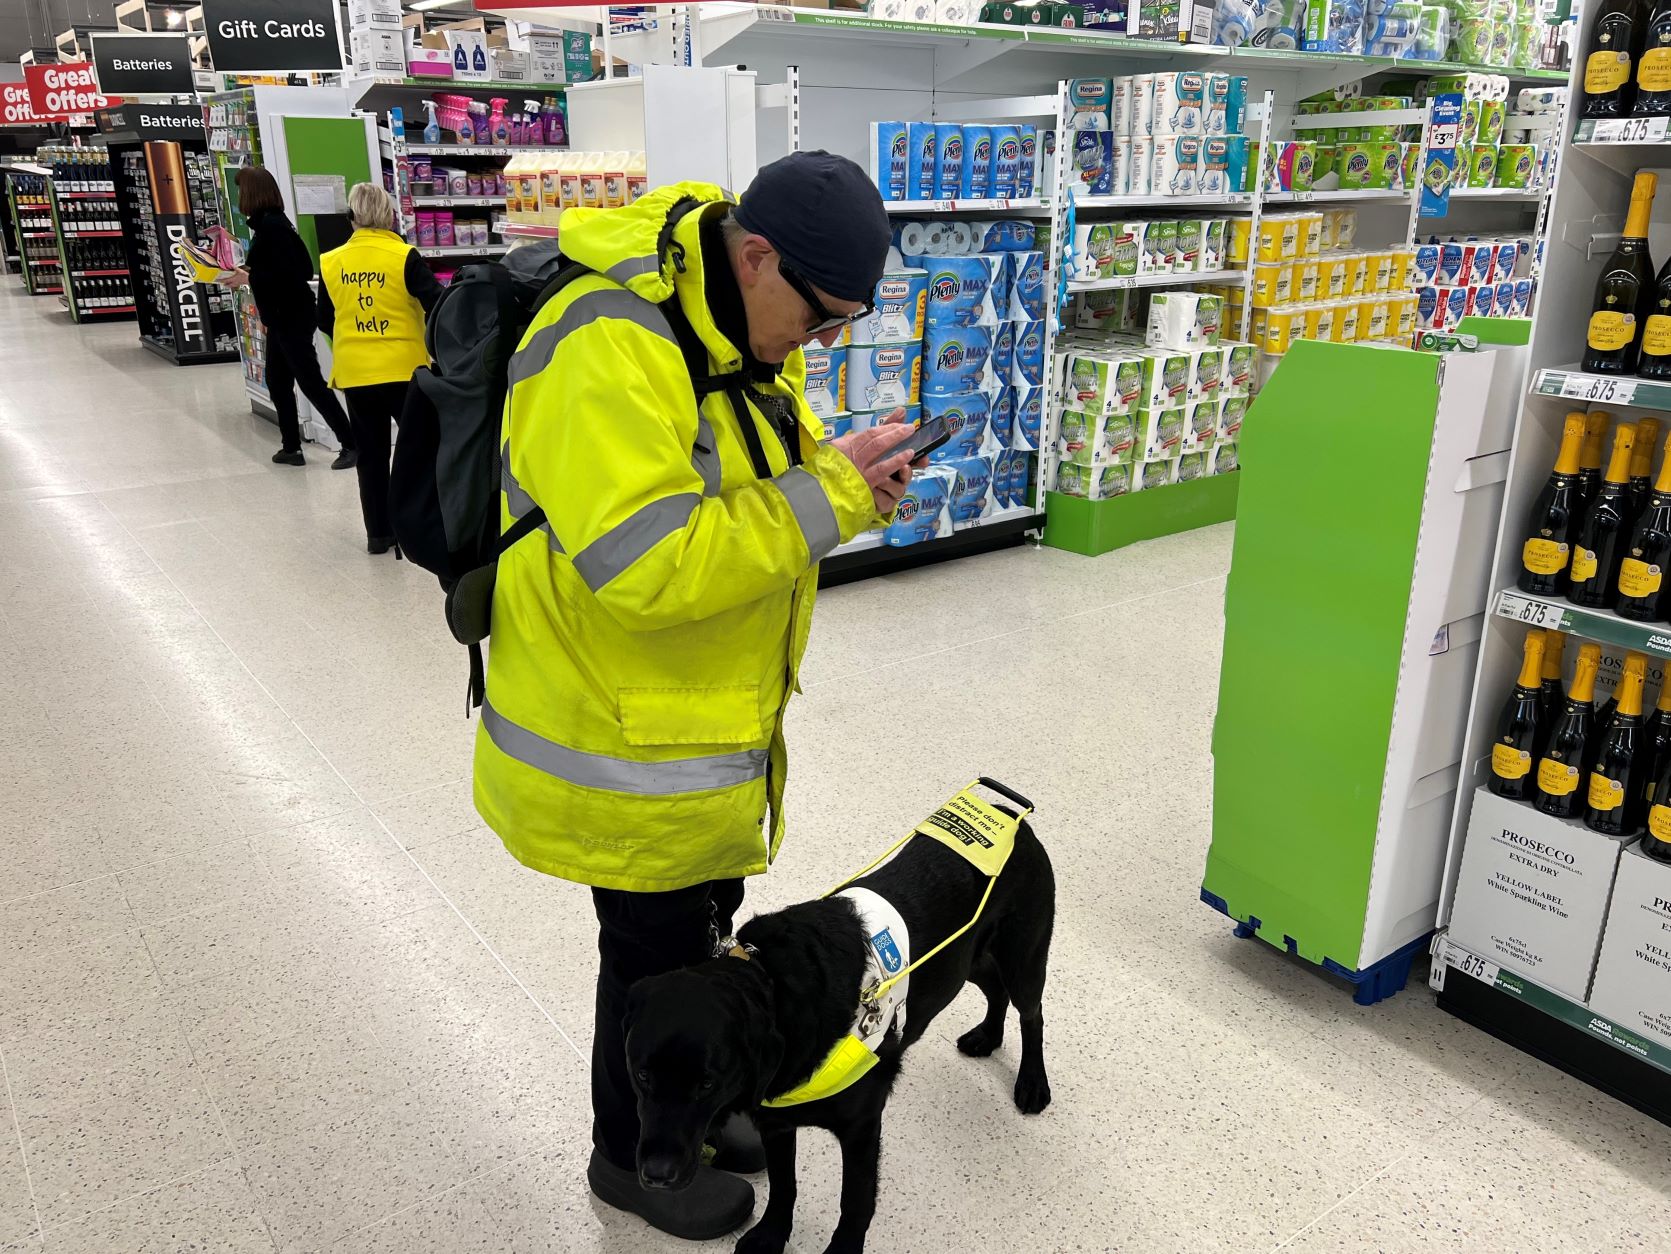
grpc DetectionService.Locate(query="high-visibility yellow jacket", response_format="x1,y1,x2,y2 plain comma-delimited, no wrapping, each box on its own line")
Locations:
473,182,878,893
318,228,429,388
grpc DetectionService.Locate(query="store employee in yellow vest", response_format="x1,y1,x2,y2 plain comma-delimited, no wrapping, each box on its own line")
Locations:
474,151,919,1242
318,183,443,555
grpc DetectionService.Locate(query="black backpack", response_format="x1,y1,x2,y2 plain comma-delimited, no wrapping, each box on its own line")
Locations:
390,197,788,711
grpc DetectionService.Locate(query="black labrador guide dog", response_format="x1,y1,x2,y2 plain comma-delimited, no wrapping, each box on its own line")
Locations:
624,785,1055,1254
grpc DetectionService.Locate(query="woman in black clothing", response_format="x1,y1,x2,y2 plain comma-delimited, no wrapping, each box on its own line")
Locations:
223,167,358,469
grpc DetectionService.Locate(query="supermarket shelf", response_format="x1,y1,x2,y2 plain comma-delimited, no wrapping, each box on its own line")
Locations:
500,222,559,238
1448,187,1545,202
62,230,122,238
56,190,114,200
25,259,58,268
1068,268,1247,293
381,139,519,158
1530,365,1671,410
1263,188,1411,204
885,196,1050,214
20,230,55,238
410,195,505,208
1492,588,1671,661
351,76,570,103
820,507,1041,585
72,268,129,277
1432,935,1671,1125
417,243,509,258
1072,191,1252,210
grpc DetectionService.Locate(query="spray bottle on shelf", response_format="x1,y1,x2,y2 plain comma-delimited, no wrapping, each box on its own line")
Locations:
544,96,566,147
455,104,474,145
489,99,510,145
523,100,542,146
421,100,442,145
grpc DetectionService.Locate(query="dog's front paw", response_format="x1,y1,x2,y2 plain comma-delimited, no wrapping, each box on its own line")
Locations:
1013,1069,1052,1115
736,1219,792,1254
956,1024,1001,1057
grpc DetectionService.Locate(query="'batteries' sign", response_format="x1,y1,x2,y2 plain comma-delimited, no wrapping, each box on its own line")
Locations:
90,32,196,97
24,64,115,120
201,0,343,72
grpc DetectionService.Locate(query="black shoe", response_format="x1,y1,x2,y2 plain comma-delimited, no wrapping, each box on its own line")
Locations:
708,1112,766,1174
587,1149,753,1241
272,449,305,466
367,535,398,556
331,449,358,470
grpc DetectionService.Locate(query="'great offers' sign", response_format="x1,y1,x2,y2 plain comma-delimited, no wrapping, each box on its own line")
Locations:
90,32,195,97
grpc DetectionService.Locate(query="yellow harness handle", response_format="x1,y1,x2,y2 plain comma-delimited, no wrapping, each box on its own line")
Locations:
820,777,1033,1000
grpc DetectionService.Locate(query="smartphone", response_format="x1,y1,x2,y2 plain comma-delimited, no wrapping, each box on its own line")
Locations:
874,415,951,468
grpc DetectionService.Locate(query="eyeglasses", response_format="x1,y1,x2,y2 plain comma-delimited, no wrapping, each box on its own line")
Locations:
777,256,873,336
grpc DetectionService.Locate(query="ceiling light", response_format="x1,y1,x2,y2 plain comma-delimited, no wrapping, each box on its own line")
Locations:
165,9,183,26
407,0,457,10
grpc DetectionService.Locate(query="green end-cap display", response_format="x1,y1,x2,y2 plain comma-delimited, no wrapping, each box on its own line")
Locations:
1205,340,1441,969
1042,474,1238,557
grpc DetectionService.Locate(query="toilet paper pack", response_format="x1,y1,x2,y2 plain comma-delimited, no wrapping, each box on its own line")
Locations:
1134,404,1186,461
960,126,994,198
883,469,952,547
922,324,995,396
1153,134,1202,195
1072,129,1115,194
801,344,847,418
1131,457,1179,494
1010,320,1047,387
871,122,908,202
847,341,924,409
907,123,937,200
933,124,964,198
948,456,994,527
1012,385,1045,449
1152,71,1207,136
922,392,993,462
853,268,928,344
1068,77,1114,129
923,254,1004,327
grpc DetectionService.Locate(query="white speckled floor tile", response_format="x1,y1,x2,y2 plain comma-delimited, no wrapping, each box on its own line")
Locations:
36,1160,275,1254
3,287,1669,1254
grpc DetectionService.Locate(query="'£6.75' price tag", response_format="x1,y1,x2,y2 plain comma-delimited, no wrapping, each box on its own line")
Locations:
1560,374,1638,405
1594,116,1670,143
1498,592,1563,629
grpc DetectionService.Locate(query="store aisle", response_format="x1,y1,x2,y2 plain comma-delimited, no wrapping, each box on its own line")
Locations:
0,281,1664,1254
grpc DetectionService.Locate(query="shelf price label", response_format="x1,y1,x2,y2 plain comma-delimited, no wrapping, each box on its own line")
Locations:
1559,373,1638,405
1593,116,1669,143
1498,592,1565,629
1287,190,1315,202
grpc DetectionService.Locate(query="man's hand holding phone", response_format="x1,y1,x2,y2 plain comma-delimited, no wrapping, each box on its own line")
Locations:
829,408,920,515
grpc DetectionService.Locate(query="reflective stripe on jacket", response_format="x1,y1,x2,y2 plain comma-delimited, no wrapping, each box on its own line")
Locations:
472,182,878,893
318,228,428,388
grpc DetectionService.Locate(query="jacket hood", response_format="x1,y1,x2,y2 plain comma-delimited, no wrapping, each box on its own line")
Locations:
557,181,735,306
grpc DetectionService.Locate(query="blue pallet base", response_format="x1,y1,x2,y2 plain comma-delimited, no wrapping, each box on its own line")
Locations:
1200,888,1432,1006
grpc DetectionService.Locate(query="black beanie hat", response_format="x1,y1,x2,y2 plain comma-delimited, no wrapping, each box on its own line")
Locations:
733,150,891,304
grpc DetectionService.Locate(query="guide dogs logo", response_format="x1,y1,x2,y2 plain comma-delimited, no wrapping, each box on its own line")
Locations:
871,928,903,974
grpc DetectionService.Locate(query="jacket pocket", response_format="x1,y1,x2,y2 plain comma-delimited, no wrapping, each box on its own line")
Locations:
618,684,764,747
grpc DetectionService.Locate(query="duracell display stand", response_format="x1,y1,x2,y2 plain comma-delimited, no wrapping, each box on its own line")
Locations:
95,105,238,365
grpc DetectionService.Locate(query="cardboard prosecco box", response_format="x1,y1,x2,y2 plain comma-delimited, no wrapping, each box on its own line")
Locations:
1586,842,1671,1051
1448,786,1632,1003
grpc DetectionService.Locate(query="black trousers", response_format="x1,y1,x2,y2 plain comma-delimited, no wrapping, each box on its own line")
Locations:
265,324,355,454
343,381,409,542
591,877,746,1169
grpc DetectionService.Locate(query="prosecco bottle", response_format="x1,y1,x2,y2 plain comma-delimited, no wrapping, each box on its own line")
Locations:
1644,748,1671,857
1629,416,1662,516
1576,411,1612,517
1517,413,1590,595
1634,0,1671,115
1489,631,1547,800
1637,260,1671,378
1641,672,1671,798
1569,422,1638,606
1537,629,1570,756
1581,171,1658,374
1587,651,1650,834
1617,441,1671,619
1584,0,1646,117
1536,642,1603,818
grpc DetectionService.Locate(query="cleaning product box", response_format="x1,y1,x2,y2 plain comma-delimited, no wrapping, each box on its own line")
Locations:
529,31,593,83
1447,786,1633,1002
352,28,407,77
348,0,403,29
1586,842,1671,1050
445,29,491,81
